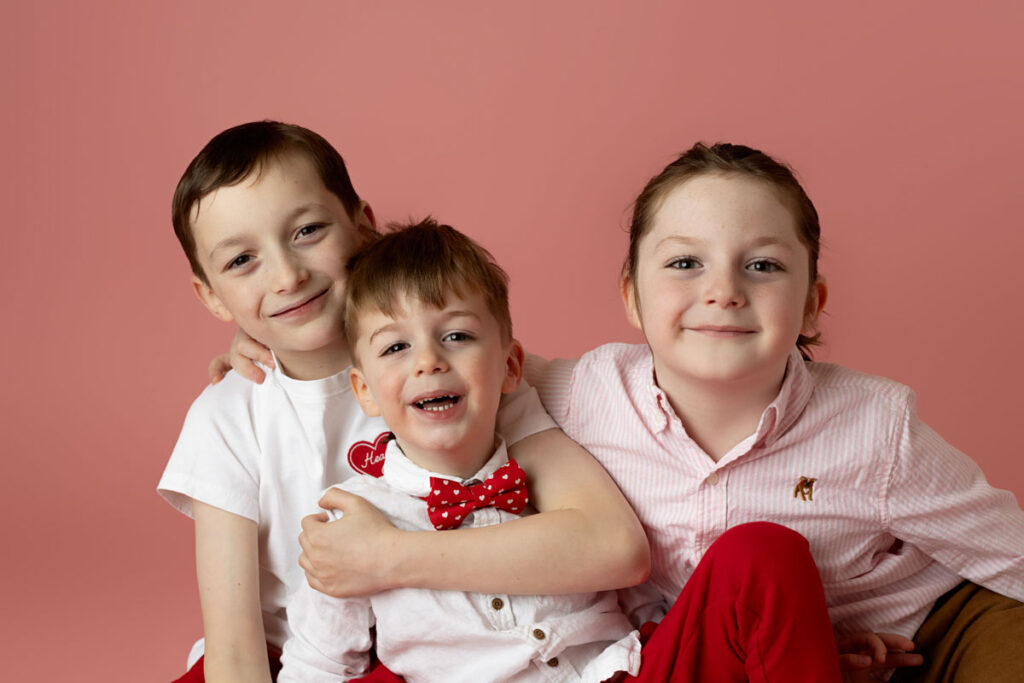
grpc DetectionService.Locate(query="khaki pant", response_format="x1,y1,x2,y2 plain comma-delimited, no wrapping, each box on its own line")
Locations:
891,582,1024,683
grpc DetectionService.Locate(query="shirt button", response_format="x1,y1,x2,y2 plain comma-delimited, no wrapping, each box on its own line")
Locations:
547,658,559,667
491,597,504,610
706,472,719,486
532,628,546,640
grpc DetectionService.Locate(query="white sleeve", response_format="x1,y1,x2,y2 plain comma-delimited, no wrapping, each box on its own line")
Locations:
278,581,374,682
886,390,1024,601
496,355,558,444
157,374,261,521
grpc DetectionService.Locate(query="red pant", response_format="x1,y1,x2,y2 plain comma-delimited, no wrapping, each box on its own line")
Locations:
624,522,842,682
171,644,401,682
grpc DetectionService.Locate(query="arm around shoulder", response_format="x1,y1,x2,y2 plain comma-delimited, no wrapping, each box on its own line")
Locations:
382,428,650,595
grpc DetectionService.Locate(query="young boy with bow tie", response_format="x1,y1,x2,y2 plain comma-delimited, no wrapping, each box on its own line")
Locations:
279,219,845,682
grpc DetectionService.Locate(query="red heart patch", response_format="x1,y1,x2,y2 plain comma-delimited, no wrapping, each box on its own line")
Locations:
347,432,390,478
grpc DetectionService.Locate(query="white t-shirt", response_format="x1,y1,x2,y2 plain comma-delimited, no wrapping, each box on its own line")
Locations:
280,439,641,682
158,363,555,657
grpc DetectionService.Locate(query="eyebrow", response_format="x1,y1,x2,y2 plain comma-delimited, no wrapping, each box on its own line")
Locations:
655,235,796,251
366,309,483,346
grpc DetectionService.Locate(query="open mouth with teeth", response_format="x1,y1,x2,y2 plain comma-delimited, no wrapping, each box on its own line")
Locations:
414,395,461,412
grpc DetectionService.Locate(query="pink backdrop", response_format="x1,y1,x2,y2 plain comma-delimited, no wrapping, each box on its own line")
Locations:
3,1,1022,679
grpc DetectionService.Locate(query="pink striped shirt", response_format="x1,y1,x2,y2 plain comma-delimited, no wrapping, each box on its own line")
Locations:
527,344,1024,637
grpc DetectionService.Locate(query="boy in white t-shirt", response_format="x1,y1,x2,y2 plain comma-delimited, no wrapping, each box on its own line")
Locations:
280,219,848,683
158,121,649,682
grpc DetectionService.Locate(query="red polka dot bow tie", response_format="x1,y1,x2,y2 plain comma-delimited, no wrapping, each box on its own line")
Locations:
426,458,529,530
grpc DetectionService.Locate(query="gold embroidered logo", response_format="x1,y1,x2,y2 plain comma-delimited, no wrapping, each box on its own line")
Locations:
793,476,817,501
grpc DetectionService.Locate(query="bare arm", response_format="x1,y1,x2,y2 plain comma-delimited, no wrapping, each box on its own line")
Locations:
300,428,650,597
194,501,272,683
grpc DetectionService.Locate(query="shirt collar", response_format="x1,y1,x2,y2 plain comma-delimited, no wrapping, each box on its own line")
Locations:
753,348,815,448
380,437,510,498
639,347,815,446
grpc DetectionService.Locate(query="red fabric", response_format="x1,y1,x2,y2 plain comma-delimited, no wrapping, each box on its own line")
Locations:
426,458,528,530
172,647,403,682
622,522,843,682
171,643,283,682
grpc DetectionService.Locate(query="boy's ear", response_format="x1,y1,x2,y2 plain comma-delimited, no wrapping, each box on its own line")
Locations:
348,366,382,417
355,200,378,240
192,276,234,323
802,277,829,336
620,275,643,331
501,339,525,394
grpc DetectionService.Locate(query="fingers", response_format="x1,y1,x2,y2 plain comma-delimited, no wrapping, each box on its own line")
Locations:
875,633,915,652
318,487,364,511
207,353,232,385
837,632,923,673
838,632,885,661
838,653,873,671
301,511,330,534
886,652,924,669
231,332,273,385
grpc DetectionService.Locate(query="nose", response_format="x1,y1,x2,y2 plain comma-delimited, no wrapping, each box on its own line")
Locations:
415,341,449,376
704,268,745,308
270,251,309,294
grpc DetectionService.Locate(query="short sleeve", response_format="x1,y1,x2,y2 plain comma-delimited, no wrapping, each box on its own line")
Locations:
157,374,262,522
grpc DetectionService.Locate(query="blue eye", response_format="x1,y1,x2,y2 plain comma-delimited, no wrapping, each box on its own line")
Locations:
667,257,700,270
747,259,782,273
380,342,409,356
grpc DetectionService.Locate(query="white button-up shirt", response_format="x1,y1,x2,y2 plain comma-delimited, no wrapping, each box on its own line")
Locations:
527,344,1024,638
280,439,641,683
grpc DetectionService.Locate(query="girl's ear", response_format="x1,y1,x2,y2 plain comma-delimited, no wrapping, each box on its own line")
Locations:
501,339,525,394
620,275,643,331
192,276,234,323
348,367,382,417
802,278,829,336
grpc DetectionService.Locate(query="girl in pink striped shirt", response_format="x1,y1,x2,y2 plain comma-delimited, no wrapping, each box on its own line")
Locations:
549,142,1023,682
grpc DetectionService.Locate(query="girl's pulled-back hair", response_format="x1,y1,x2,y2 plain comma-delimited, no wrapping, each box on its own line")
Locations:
625,142,823,357
343,218,513,347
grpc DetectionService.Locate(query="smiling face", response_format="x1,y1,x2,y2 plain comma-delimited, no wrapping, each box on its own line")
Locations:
623,173,825,404
190,153,374,380
348,290,523,479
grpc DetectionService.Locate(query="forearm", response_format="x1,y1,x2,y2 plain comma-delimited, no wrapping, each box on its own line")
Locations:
388,506,649,594
195,502,273,683
391,429,650,594
302,430,649,598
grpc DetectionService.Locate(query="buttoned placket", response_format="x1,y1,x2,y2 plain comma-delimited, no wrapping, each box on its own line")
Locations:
465,506,583,681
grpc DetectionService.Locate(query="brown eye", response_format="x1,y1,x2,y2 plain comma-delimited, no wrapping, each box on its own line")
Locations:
227,254,253,270
668,257,700,270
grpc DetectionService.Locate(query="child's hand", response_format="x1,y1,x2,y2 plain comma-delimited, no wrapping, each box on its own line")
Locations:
298,488,402,598
208,328,274,385
838,632,923,682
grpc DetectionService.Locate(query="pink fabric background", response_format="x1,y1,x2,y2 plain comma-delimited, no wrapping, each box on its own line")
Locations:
3,1,1022,679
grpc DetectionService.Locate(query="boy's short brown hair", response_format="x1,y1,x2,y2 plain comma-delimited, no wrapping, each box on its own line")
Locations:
172,120,362,282
343,218,513,349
